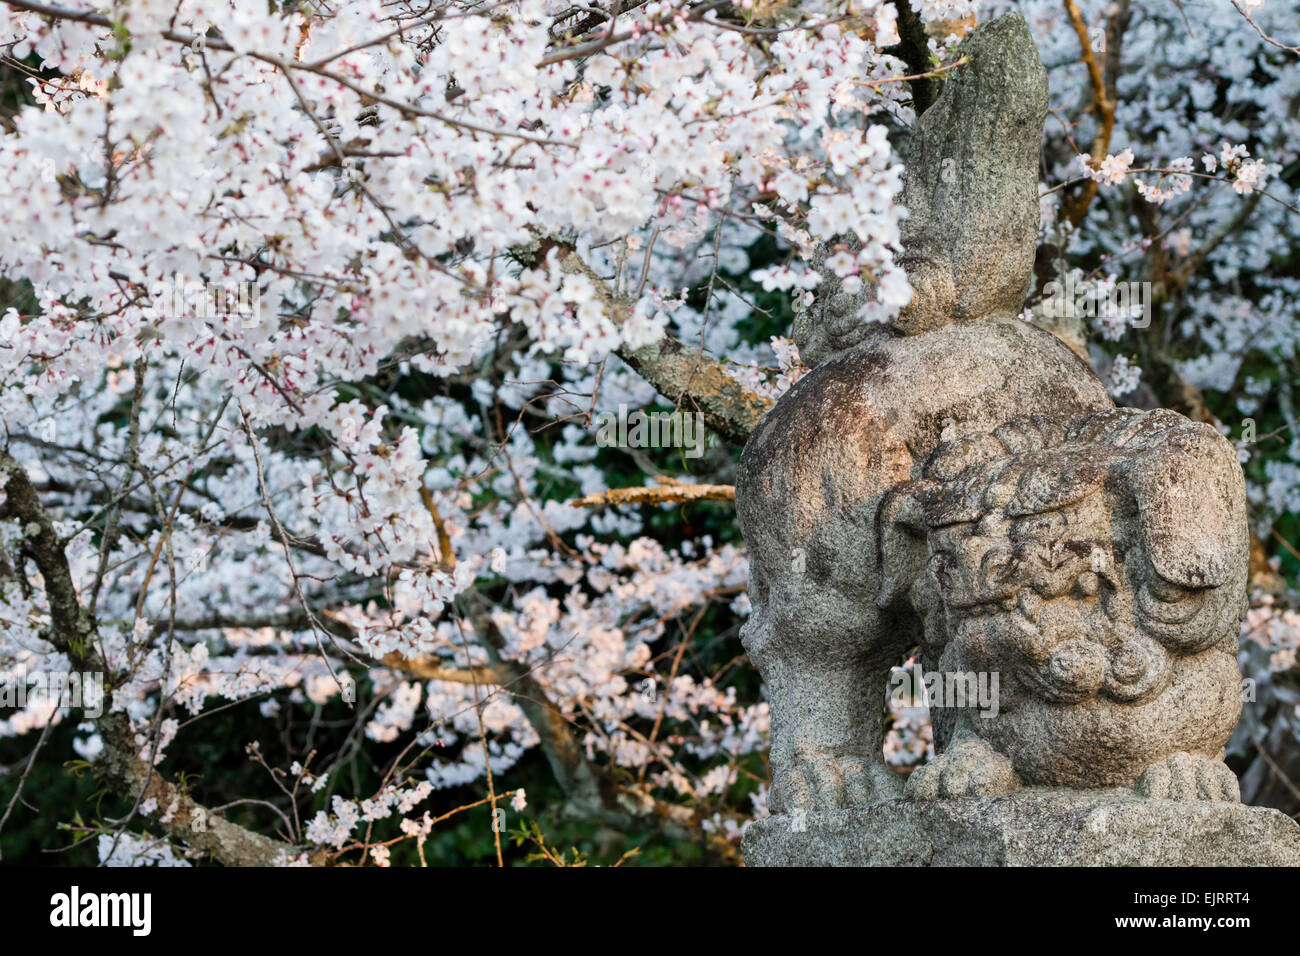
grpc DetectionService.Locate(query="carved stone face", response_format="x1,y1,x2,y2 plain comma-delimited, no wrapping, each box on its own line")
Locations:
923,482,1239,709
891,409,1249,786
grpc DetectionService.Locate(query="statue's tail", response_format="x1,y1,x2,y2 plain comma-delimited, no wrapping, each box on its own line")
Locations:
795,13,1049,365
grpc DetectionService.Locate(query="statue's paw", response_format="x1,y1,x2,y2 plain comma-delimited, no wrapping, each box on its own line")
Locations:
1134,753,1240,803
905,732,1020,800
770,752,901,813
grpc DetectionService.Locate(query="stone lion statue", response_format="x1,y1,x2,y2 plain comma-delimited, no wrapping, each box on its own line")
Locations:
883,408,1246,801
735,13,1250,817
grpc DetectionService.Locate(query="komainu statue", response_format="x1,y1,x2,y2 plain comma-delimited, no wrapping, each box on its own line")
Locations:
883,408,1246,800
737,13,1300,865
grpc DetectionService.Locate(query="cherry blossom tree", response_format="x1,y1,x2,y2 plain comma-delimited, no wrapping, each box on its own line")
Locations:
0,0,1295,865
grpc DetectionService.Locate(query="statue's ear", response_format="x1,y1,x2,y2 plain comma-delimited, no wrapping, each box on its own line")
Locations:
1118,424,1247,589
877,483,932,609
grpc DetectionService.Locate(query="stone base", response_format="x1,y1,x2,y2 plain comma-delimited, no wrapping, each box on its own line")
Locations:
741,789,1300,866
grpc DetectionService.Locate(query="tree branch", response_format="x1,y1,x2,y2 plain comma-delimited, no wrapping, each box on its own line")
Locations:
1062,0,1131,226
569,480,735,508
0,452,322,866
556,249,773,445
884,0,941,115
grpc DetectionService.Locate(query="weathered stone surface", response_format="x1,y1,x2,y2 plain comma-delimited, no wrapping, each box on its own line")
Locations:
736,9,1300,866
893,11,1048,336
895,407,1250,796
739,362,1252,814
794,12,1049,366
736,318,1114,815
741,790,1300,867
